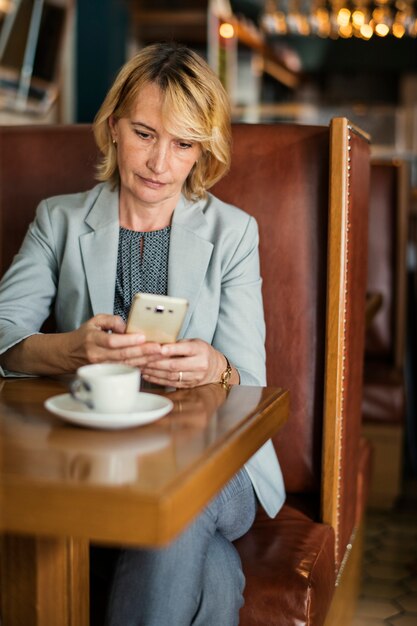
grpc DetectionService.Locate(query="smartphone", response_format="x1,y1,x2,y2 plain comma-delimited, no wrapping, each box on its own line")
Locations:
126,293,189,343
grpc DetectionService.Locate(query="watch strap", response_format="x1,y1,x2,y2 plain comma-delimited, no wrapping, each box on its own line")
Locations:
219,354,232,388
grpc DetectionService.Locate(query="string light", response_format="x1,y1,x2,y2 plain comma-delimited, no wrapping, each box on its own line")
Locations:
261,0,417,39
392,21,406,36
0,0,13,13
375,21,390,34
219,22,235,38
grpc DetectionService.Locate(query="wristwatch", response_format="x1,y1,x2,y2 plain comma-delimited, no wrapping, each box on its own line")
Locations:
219,354,232,388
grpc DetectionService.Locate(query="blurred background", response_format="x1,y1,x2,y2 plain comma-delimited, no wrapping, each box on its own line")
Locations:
1,0,417,158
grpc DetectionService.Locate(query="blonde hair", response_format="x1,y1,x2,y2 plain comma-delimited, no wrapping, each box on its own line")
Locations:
93,42,231,199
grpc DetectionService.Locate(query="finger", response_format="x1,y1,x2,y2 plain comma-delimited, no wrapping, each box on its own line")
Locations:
122,352,168,368
88,335,162,364
141,366,178,380
142,355,201,374
142,367,202,387
113,344,163,362
160,340,197,358
142,371,189,387
91,314,127,334
94,330,148,350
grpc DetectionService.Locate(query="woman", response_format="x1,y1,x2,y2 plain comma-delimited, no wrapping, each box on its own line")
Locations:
0,43,284,625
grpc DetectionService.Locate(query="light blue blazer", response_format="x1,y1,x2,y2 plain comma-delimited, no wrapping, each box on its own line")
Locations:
0,182,285,517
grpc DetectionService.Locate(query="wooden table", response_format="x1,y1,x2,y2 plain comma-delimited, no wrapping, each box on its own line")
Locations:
0,377,289,626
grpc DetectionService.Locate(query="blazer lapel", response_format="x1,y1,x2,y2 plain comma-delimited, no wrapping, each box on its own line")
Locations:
168,196,213,335
79,188,213,325
80,184,120,315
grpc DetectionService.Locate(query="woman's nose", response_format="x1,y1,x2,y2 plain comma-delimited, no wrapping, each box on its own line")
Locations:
147,143,168,174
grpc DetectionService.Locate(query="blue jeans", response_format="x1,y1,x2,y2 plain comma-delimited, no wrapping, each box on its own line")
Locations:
104,467,257,626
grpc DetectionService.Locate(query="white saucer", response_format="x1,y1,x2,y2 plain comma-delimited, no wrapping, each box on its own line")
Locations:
44,392,173,430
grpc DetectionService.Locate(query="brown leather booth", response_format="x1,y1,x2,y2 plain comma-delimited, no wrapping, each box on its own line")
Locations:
362,160,409,508
0,120,371,625
0,125,98,276
214,119,371,626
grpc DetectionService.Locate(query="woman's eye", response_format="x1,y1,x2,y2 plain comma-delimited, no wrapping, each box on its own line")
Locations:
135,130,151,140
177,140,193,150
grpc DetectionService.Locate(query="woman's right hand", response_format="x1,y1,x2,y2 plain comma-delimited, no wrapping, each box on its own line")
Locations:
0,314,163,376
65,314,163,370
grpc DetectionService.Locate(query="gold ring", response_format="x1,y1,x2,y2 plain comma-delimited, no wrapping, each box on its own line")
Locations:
178,371,183,383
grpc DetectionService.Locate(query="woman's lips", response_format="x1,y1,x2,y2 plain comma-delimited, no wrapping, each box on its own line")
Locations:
139,176,166,189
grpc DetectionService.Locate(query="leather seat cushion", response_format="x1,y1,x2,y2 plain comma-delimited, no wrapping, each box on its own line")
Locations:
236,503,336,626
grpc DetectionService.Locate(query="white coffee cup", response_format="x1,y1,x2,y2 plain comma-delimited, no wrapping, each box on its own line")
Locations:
70,363,140,413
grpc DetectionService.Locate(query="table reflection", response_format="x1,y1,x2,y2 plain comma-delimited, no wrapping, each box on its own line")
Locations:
49,426,170,484
1,380,263,489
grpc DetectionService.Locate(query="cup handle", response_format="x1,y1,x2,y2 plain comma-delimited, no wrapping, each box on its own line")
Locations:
70,379,94,410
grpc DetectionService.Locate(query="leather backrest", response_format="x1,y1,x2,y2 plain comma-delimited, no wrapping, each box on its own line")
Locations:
213,123,330,495
365,160,408,368
0,124,97,276
215,120,370,574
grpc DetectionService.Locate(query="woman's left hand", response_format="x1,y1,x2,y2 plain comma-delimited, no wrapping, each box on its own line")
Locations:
137,339,225,387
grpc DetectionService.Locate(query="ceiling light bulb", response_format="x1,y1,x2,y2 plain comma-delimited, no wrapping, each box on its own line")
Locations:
360,23,373,38
392,22,405,37
339,23,353,37
219,22,235,39
337,7,351,27
375,22,390,36
352,10,365,27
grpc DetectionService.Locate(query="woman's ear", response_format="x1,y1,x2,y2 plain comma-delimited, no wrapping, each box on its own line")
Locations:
108,116,117,143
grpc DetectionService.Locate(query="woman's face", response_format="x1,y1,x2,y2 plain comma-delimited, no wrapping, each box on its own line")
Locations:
110,82,202,212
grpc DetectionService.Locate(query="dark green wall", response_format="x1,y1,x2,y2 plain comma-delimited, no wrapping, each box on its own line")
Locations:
76,0,129,122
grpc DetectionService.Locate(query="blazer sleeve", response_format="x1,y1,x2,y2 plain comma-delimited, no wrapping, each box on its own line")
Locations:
212,215,266,386
0,199,58,374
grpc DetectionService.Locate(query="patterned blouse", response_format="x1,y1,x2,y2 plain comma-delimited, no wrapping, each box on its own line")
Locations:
113,226,171,321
